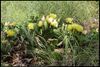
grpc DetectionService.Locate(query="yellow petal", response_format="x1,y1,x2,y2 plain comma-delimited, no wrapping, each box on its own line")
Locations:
72,23,83,32
47,17,54,24
50,20,58,27
67,23,83,32
67,24,73,31
49,13,57,18
41,16,45,21
6,30,16,37
38,21,43,27
4,22,10,26
27,23,34,30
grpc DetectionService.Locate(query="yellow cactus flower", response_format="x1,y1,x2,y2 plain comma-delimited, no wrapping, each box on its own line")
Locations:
5,30,16,37
65,18,73,23
50,20,58,27
27,23,34,30
67,24,73,31
67,23,83,32
38,21,43,27
47,17,54,24
49,13,57,18
72,23,83,32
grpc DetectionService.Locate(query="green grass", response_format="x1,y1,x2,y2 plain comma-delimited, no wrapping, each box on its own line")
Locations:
1,1,99,23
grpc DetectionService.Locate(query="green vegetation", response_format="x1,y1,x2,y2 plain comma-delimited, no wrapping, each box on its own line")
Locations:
1,1,99,66
1,1,99,22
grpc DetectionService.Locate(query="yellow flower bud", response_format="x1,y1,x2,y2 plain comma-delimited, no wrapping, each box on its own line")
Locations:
38,21,43,27
65,18,73,23
50,20,58,27
27,23,34,30
5,30,16,37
